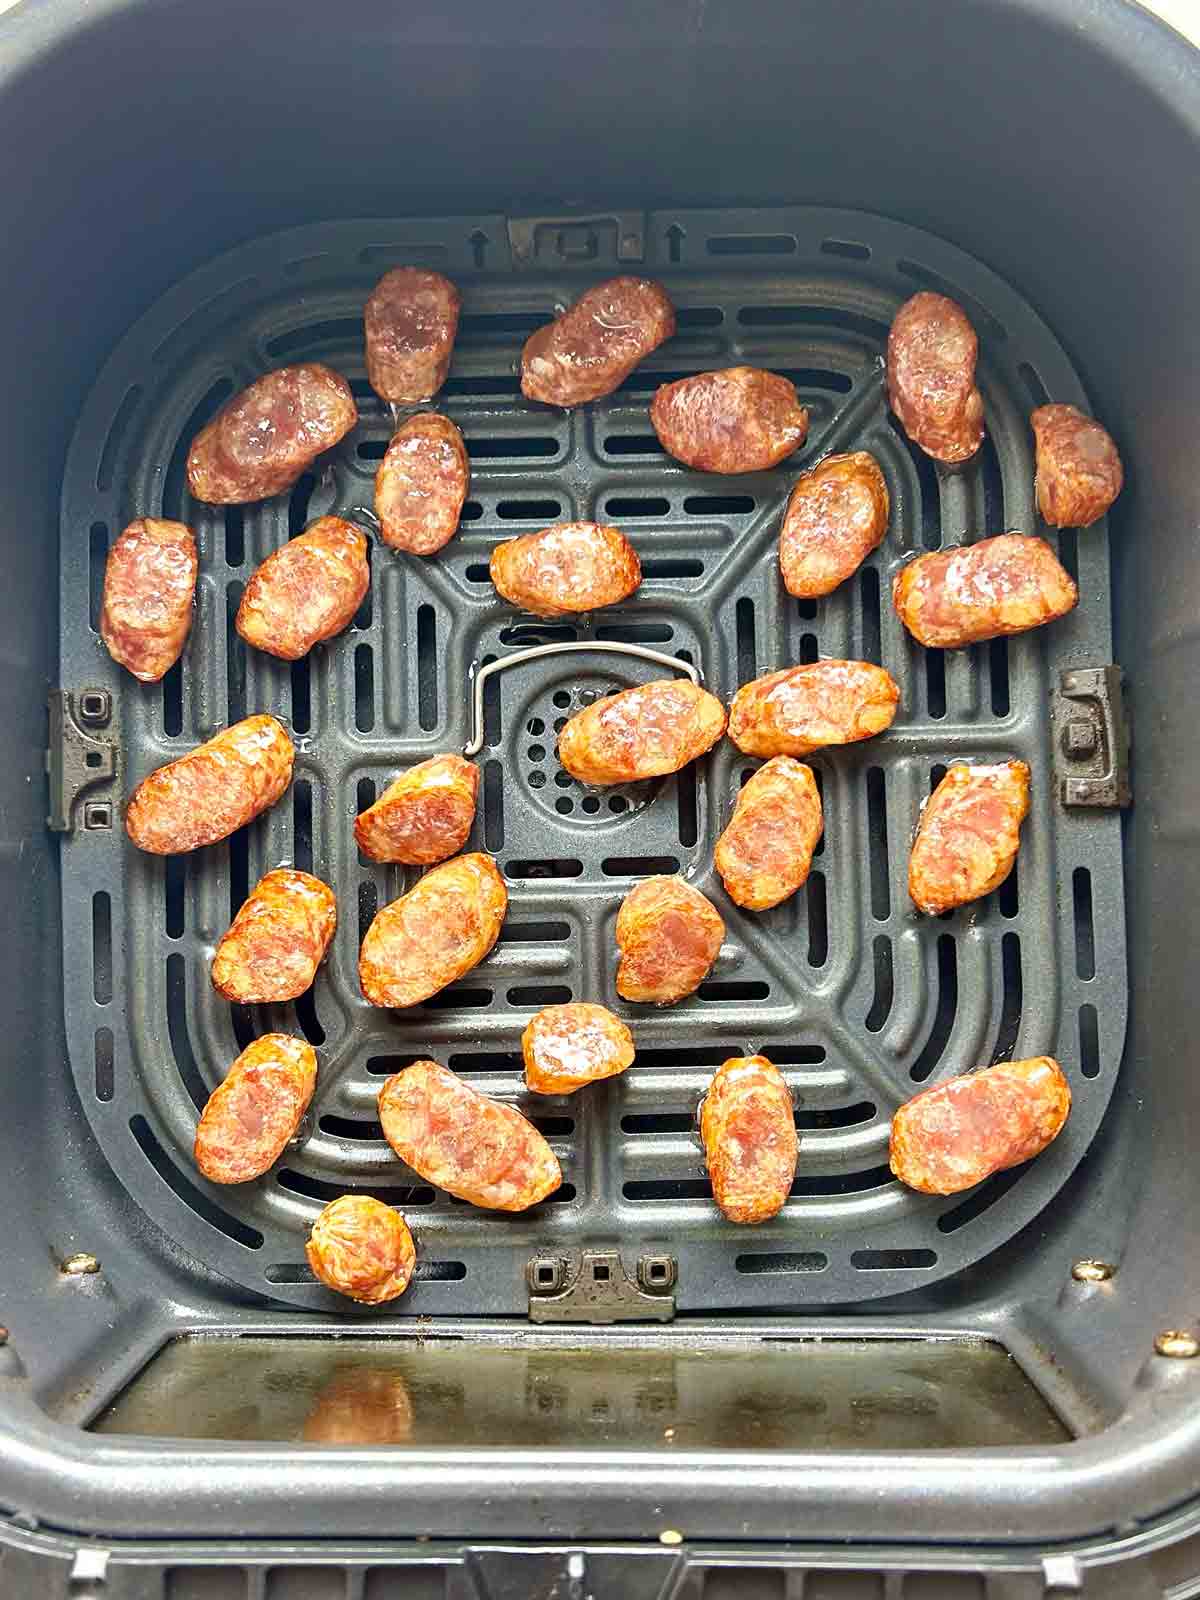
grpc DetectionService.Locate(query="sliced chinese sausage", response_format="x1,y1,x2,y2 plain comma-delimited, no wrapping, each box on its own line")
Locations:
100,518,197,683
892,534,1077,649
779,451,889,599
520,276,675,407
615,876,724,1005
211,868,337,1004
378,1059,561,1211
374,412,469,555
236,517,369,661
194,1033,316,1184
364,267,461,404
728,661,899,759
649,367,809,474
701,1056,797,1223
908,760,1030,916
557,679,727,785
1031,403,1123,528
305,1195,416,1305
489,522,641,617
125,714,294,855
890,1057,1071,1195
887,291,984,464
522,1003,635,1095
714,756,823,911
358,852,506,1008
186,364,357,505
354,754,478,865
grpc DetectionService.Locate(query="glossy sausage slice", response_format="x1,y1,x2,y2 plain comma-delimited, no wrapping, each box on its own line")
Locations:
364,267,461,403
714,756,823,911
489,522,641,617
1031,403,1123,528
887,291,984,463
890,1057,1071,1194
100,518,197,682
908,760,1030,915
378,1058,561,1211
374,413,469,554
892,534,1078,648
728,661,899,758
194,1033,316,1184
354,754,478,865
125,714,294,855
236,517,369,660
359,852,507,1008
520,277,675,407
306,1195,416,1304
211,868,337,1003
615,876,724,1005
558,679,727,785
778,451,889,598
523,1003,635,1095
701,1055,797,1223
650,367,809,473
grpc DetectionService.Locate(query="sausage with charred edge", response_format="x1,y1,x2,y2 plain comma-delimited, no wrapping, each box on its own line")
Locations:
1031,403,1123,529
523,1003,635,1094
520,277,675,407
650,367,809,473
354,754,478,866
615,876,724,1005
779,451,889,598
194,1033,316,1184
100,518,197,682
490,522,641,617
306,1195,416,1304
887,291,984,463
374,413,469,555
359,852,506,1008
892,533,1078,648
714,756,823,911
236,517,369,660
211,868,337,1003
365,267,461,403
701,1055,798,1223
908,760,1030,915
728,660,899,758
558,679,727,785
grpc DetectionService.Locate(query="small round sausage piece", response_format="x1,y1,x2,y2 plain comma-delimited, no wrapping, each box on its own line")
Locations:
194,1033,317,1184
125,714,295,855
364,267,461,404
615,876,724,1005
714,756,824,911
520,277,676,407
887,291,984,464
186,364,357,505
305,1195,416,1305
354,754,478,865
893,533,1078,649
779,451,889,598
374,413,470,555
378,1059,561,1211
1031,403,1123,528
211,868,337,1004
489,522,641,617
701,1055,797,1223
558,679,727,786
100,518,198,682
236,517,369,661
649,367,809,474
728,661,899,759
359,852,507,1008
909,760,1030,916
523,1003,635,1095
890,1057,1071,1195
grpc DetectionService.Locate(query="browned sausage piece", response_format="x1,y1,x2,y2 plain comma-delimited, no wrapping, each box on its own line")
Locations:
194,1033,317,1184
892,533,1078,649
186,364,357,505
779,451,889,598
236,517,369,661
890,1057,1071,1195
99,518,198,682
558,679,727,785
374,413,470,555
378,1059,561,1211
520,277,676,407
354,754,478,865
1031,403,1123,528
364,267,461,404
125,714,295,855
908,760,1030,915
615,876,724,1005
714,756,823,911
489,522,641,617
359,852,507,1008
649,367,809,473
887,291,984,463
728,661,899,758
701,1055,797,1223
522,1003,635,1094
211,868,337,1003
305,1195,416,1304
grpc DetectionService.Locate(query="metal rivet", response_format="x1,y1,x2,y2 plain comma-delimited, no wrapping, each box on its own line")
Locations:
1071,1259,1115,1283
1154,1329,1200,1359
61,1253,100,1277
659,1529,683,1546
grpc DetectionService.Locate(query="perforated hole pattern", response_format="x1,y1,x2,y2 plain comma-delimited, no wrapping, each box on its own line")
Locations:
58,207,1126,1312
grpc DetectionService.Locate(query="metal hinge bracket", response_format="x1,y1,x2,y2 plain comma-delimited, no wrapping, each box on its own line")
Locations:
1054,665,1131,808
46,689,118,833
527,1249,676,1323
507,211,646,269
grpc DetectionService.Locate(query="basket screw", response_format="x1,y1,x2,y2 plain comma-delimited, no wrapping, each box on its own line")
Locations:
61,1253,100,1277
1071,1259,1115,1283
658,1530,683,1547
1154,1329,1200,1359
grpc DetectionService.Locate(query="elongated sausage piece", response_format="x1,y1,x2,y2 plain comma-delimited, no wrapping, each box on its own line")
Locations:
378,1059,561,1211
887,291,984,463
701,1055,797,1223
100,518,198,682
359,852,507,1008
236,517,369,660
728,661,899,758
374,413,469,554
194,1033,316,1184
778,452,889,598
489,522,641,617
523,1003,635,1095
306,1195,416,1305
364,267,461,403
354,754,478,865
650,367,809,473
125,714,294,855
615,876,724,1005
890,1057,1071,1195
520,277,675,407
1031,403,1123,529
211,868,337,1003
892,534,1078,648
714,756,823,911
187,364,357,505
558,679,727,785
909,760,1030,915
